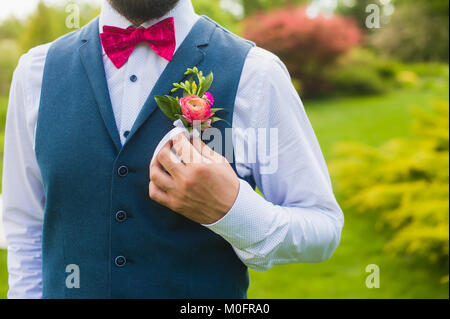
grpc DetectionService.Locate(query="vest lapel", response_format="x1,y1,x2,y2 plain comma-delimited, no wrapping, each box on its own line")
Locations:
76,17,216,152
79,18,123,152
123,17,216,148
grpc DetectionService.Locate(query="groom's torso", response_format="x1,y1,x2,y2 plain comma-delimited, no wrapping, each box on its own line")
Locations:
35,16,254,298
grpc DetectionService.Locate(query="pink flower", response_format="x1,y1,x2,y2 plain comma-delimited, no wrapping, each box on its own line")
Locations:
203,92,214,106
179,95,214,124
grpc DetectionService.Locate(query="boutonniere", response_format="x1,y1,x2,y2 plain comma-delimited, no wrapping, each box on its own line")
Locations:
154,67,227,133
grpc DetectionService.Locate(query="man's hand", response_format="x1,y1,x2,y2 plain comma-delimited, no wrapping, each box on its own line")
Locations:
149,133,240,225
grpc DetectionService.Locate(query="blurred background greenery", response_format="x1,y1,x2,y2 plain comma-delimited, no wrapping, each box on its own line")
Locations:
0,0,448,299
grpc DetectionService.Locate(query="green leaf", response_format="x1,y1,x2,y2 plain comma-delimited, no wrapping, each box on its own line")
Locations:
197,82,203,97
171,83,182,94
165,95,181,115
184,80,191,95
211,108,226,113
192,82,198,95
175,114,190,128
155,95,178,120
199,72,213,97
210,116,230,126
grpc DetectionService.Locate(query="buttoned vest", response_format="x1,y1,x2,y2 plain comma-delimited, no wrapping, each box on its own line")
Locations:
36,16,254,298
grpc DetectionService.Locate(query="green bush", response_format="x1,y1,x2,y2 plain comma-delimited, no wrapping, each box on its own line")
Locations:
327,67,386,96
407,64,450,92
325,48,449,97
325,48,400,96
331,101,449,275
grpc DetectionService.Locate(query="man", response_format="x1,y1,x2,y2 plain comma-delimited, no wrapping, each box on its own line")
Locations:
2,0,344,299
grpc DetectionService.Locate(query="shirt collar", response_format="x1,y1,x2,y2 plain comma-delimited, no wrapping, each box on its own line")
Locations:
99,0,199,52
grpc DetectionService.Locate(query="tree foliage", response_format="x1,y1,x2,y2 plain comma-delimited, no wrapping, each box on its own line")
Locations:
19,1,99,53
337,0,449,62
241,0,309,15
0,16,24,40
394,0,449,16
371,3,449,63
192,0,241,33
0,40,20,96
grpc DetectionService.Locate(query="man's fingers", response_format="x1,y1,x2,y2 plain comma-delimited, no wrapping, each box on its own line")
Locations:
157,142,184,176
149,182,171,208
191,135,225,163
149,161,175,192
171,133,204,164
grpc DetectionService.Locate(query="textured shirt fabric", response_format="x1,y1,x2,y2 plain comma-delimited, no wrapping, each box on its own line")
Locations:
2,0,344,299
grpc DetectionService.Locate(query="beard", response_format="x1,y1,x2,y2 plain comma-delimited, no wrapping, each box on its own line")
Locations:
108,0,180,24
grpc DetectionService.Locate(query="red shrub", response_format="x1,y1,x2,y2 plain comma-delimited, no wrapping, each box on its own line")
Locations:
243,6,362,97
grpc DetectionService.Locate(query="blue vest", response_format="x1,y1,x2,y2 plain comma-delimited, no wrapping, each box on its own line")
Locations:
36,16,254,299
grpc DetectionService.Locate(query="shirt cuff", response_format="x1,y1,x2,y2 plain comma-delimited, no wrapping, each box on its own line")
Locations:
202,178,277,250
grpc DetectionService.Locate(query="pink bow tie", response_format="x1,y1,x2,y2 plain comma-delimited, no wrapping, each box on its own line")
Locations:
100,17,176,69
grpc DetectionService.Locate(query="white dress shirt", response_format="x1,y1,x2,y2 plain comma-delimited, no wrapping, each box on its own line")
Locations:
2,0,344,299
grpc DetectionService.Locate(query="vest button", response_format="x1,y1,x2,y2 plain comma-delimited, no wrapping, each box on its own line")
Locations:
114,256,127,267
118,166,129,177
130,75,138,82
115,211,127,222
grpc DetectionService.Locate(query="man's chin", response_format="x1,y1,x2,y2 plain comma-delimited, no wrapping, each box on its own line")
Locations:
108,0,180,23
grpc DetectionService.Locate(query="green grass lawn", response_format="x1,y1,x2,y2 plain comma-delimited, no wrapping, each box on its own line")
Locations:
0,85,448,299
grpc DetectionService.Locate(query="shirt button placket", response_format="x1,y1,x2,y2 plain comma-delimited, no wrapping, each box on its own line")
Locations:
130,75,138,82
